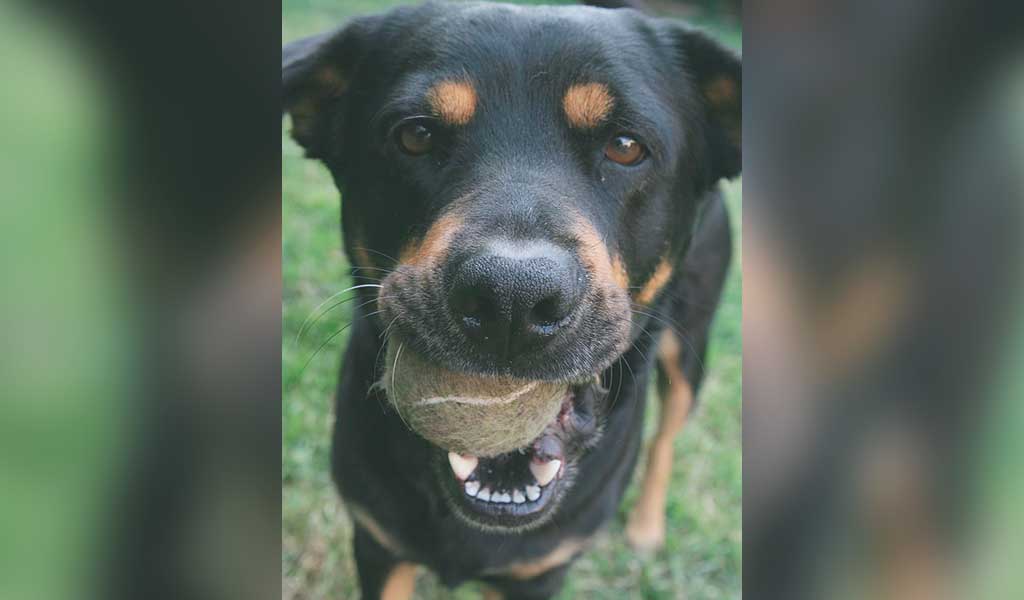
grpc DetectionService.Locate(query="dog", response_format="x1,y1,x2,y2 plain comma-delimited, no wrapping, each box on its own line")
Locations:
283,1,740,597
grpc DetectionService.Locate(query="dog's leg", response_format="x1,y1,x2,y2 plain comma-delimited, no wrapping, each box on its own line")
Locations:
625,330,695,551
353,527,417,600
626,193,732,551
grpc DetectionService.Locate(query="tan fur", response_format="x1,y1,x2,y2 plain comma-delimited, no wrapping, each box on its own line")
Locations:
488,538,588,580
815,254,910,373
572,213,627,293
702,76,741,146
635,257,674,304
626,330,694,551
427,80,478,126
563,83,614,129
399,210,464,267
288,67,348,147
703,76,737,107
611,255,630,290
350,230,376,272
380,562,418,600
348,504,405,556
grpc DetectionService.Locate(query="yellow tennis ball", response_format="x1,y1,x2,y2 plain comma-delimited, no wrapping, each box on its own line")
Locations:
383,340,569,457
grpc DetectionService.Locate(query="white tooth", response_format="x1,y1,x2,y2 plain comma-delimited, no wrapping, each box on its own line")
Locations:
530,459,562,486
477,487,491,501
495,492,511,504
526,485,541,501
512,489,526,504
447,452,478,480
465,481,480,497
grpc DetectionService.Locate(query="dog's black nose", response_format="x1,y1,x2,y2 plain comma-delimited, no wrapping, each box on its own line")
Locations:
449,241,584,359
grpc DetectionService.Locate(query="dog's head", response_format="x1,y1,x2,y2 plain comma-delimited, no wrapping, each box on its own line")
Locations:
284,1,740,531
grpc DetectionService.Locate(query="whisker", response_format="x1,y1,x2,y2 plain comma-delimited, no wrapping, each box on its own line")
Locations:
389,343,413,431
295,283,383,344
296,294,393,345
380,316,400,340
353,246,400,265
631,306,706,378
351,265,396,275
295,322,355,384
349,274,384,283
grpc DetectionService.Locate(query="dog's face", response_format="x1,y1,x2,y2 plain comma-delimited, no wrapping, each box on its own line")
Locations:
284,2,740,531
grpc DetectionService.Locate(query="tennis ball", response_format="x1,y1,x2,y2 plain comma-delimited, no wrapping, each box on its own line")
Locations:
382,340,569,457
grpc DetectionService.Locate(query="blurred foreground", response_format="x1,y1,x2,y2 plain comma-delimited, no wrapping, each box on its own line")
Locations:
744,0,1024,598
0,0,1020,599
0,1,280,599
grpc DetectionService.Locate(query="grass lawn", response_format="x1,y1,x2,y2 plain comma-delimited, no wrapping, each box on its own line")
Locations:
283,2,741,598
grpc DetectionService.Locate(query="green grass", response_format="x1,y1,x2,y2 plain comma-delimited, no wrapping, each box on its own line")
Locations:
283,2,741,598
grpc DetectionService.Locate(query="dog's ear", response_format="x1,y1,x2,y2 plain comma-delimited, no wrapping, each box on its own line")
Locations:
664,25,742,182
282,20,375,159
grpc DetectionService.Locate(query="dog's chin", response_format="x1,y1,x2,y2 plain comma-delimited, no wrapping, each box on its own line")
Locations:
431,389,587,532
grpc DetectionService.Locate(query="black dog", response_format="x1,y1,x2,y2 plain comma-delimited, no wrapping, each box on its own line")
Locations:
283,2,739,597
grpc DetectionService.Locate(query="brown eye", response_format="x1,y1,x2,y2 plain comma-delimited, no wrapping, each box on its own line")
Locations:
397,122,434,155
605,135,646,166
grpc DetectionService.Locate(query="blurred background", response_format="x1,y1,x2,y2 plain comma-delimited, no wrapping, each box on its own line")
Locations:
282,1,741,599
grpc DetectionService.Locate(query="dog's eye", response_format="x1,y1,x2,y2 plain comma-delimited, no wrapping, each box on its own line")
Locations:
605,135,646,166
397,122,435,156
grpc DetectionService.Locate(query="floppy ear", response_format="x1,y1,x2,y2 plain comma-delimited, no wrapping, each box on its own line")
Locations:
668,26,742,182
282,20,374,159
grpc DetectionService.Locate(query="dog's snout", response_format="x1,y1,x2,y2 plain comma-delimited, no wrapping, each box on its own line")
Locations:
449,240,584,359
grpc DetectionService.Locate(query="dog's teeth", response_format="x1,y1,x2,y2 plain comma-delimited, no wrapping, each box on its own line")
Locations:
477,487,491,502
529,459,561,486
494,492,511,504
447,452,478,480
525,485,541,501
512,489,526,504
464,480,480,497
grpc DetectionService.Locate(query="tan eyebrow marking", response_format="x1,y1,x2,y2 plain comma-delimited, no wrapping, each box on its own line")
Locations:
563,83,615,129
427,80,478,126
635,257,674,304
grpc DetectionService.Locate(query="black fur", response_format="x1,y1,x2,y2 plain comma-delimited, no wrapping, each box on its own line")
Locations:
283,2,739,597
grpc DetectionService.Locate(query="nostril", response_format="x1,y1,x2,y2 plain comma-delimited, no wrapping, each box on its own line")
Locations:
451,285,498,329
529,296,564,328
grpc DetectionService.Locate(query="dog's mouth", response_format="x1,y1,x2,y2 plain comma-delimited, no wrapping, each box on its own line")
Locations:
437,390,592,531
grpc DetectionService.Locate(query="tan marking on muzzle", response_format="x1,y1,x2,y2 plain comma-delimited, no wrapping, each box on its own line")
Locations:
563,83,614,129
635,257,674,304
349,229,376,272
427,80,478,126
399,211,465,267
573,214,628,292
611,255,630,290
